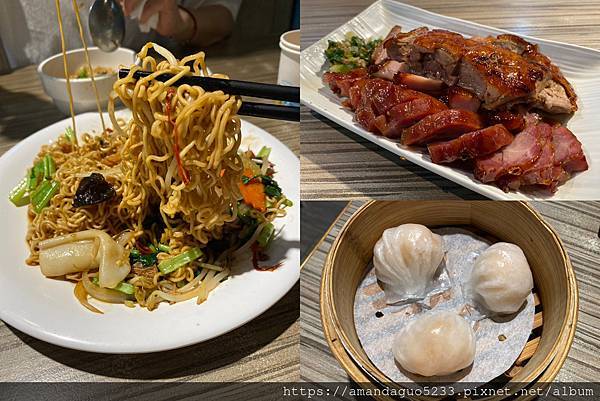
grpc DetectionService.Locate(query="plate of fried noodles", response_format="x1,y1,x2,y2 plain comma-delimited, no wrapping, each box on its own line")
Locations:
0,43,299,353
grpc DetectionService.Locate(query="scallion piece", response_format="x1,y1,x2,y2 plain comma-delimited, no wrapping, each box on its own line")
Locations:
43,155,56,179
64,126,77,144
91,277,135,295
256,146,271,159
27,168,37,191
257,223,275,248
28,160,44,191
30,180,52,205
238,202,252,218
157,244,171,253
113,282,135,295
158,247,203,275
9,177,30,207
32,180,59,213
283,198,294,207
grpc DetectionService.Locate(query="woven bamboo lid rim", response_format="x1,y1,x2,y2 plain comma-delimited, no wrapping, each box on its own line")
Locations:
320,201,578,400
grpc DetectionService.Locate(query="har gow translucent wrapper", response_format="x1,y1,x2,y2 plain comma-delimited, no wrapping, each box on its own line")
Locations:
354,227,535,390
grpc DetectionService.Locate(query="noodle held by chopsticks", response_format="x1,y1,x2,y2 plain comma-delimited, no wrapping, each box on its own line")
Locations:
18,41,291,312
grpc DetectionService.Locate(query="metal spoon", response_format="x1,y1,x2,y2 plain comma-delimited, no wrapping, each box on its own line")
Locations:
88,0,125,52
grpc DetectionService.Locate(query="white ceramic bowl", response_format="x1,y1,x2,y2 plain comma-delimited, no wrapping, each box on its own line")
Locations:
37,47,136,115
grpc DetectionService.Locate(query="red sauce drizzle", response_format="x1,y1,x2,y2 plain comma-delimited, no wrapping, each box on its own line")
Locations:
165,88,190,185
251,242,283,271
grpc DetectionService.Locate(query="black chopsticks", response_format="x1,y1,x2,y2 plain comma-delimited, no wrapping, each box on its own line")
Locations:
119,69,299,121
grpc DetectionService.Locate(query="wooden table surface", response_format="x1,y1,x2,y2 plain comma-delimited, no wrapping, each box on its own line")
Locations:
0,48,300,383
300,201,600,397
300,0,600,200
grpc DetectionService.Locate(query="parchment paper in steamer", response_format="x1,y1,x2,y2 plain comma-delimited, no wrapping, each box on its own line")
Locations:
354,227,535,390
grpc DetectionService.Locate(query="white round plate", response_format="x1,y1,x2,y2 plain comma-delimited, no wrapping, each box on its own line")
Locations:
0,110,300,353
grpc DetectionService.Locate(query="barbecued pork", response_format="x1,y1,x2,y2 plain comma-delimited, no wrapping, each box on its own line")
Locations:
496,123,555,190
427,124,513,164
474,117,587,191
552,126,588,173
474,119,547,183
378,26,577,113
322,28,587,193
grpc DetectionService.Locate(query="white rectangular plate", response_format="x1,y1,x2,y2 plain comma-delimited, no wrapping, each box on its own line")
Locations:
300,0,600,200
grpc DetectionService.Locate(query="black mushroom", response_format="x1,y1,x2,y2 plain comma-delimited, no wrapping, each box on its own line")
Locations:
73,173,116,207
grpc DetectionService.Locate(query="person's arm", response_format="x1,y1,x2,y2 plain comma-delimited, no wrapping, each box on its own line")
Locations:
180,5,234,47
121,0,234,47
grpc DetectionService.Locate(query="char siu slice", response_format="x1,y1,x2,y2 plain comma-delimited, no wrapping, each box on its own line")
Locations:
552,126,588,173
401,109,482,146
474,122,548,183
427,124,513,164
496,123,555,190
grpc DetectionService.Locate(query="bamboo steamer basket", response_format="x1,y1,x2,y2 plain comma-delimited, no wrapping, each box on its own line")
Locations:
320,201,578,401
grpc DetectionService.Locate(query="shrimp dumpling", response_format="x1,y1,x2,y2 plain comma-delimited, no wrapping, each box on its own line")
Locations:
373,224,444,303
470,242,533,314
393,311,476,377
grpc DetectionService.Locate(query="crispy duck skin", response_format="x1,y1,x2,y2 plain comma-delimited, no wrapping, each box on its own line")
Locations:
447,86,481,112
481,109,525,133
379,26,577,113
401,109,483,146
323,68,368,97
384,97,448,138
427,124,513,164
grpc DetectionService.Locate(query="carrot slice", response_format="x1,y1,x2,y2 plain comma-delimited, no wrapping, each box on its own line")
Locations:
239,168,266,212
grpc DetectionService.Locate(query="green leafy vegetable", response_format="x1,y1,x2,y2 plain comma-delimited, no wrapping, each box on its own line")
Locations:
158,247,203,275
262,175,282,198
129,248,158,267
241,175,257,185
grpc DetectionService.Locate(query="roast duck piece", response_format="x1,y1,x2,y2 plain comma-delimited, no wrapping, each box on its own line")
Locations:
323,26,588,193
